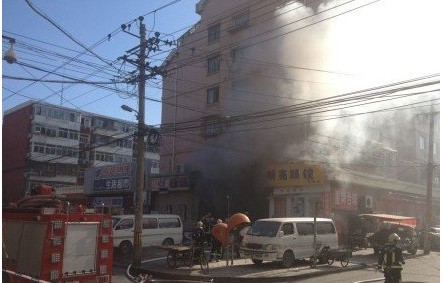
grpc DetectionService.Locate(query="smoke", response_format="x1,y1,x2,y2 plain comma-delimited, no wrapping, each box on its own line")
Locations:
182,0,439,216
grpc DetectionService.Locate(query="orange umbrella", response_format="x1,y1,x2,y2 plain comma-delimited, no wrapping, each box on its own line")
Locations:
227,213,250,232
211,223,228,246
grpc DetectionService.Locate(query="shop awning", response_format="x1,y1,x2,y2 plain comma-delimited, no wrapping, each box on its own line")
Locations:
358,213,417,227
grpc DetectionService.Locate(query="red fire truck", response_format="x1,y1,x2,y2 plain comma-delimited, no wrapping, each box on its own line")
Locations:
2,185,113,282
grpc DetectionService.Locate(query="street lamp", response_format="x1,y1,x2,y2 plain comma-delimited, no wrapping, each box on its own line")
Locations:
121,104,136,114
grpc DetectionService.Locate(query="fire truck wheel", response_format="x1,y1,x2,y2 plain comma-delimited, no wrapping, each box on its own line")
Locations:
119,240,133,255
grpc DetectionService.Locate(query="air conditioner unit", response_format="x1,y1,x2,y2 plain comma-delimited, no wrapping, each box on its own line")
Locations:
365,196,374,209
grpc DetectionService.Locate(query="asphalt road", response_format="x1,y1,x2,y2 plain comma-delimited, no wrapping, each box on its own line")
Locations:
112,248,440,283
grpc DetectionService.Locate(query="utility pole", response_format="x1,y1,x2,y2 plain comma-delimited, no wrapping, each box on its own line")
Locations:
118,16,171,268
423,106,438,255
132,17,146,268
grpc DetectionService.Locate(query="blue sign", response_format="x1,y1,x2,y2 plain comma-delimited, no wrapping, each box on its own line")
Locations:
94,177,130,192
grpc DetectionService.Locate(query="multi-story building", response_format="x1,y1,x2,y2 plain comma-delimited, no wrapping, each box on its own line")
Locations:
160,0,440,239
2,101,160,213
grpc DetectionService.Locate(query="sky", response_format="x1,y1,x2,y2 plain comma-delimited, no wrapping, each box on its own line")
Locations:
2,0,201,126
1,0,440,129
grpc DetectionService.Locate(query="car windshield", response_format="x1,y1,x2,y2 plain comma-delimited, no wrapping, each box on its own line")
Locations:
112,217,122,229
247,221,281,237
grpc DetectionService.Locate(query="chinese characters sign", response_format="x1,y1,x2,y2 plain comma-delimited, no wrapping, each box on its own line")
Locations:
150,175,189,192
333,189,358,210
84,163,133,192
266,162,325,187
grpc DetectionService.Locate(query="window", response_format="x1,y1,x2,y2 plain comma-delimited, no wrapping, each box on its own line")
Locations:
95,119,105,128
33,143,45,154
142,218,158,229
206,86,219,104
317,222,336,234
80,134,89,144
281,223,294,235
158,218,181,228
70,113,78,122
207,55,221,74
95,152,113,162
296,222,314,236
208,23,220,43
204,119,221,136
59,128,69,139
233,10,250,30
116,219,133,230
419,136,425,150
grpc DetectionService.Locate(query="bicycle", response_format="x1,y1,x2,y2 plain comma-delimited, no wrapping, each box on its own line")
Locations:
186,243,209,275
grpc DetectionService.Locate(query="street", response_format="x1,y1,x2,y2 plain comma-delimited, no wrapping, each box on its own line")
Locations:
112,248,440,283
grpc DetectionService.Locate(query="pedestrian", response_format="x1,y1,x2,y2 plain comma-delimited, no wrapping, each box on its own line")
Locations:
377,233,405,283
192,221,206,259
210,219,223,262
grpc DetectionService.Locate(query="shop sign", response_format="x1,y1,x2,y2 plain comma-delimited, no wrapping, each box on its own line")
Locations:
151,175,189,191
94,177,130,191
322,192,331,217
266,162,325,187
84,163,134,193
333,189,358,210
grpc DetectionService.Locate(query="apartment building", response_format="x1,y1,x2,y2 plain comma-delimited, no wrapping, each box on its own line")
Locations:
2,101,159,210
160,0,439,239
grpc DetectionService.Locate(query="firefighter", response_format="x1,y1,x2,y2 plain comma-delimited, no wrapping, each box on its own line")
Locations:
377,233,405,283
192,221,206,260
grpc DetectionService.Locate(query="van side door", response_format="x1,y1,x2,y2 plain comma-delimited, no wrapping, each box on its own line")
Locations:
295,222,314,259
141,217,159,246
280,222,296,255
317,222,338,249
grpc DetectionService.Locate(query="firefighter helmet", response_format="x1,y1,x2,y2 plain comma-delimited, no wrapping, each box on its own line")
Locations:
388,233,401,243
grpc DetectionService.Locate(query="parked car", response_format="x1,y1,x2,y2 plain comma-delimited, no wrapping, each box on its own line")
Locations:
429,227,440,250
368,223,418,255
419,227,440,250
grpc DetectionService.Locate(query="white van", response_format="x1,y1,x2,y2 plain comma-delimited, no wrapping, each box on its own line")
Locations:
112,214,183,253
240,217,338,268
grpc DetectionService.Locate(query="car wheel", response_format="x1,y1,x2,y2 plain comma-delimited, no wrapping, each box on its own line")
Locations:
162,238,174,246
119,240,133,255
281,250,295,268
252,259,263,265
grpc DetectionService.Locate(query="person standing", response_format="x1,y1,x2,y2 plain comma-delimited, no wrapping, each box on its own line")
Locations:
378,233,405,283
192,221,206,259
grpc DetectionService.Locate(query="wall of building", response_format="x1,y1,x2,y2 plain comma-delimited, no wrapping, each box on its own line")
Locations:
2,104,32,203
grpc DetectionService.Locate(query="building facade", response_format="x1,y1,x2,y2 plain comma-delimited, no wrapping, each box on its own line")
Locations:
2,101,160,212
159,0,440,240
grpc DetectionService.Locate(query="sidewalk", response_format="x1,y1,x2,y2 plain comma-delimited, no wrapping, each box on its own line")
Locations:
116,248,423,282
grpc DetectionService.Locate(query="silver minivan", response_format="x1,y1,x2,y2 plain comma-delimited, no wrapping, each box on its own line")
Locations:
112,214,183,254
240,217,338,268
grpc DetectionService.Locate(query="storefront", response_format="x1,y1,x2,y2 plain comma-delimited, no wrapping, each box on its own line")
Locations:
83,163,136,214
267,162,330,218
